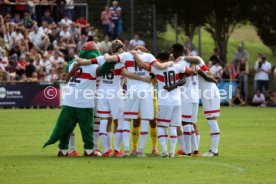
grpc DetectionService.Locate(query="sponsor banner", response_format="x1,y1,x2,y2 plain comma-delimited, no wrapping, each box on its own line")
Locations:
0,83,60,107
217,81,237,104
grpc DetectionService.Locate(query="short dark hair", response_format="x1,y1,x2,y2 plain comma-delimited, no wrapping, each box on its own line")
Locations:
172,43,184,59
156,50,170,61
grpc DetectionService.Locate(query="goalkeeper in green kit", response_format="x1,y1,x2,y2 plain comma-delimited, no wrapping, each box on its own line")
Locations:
43,41,116,157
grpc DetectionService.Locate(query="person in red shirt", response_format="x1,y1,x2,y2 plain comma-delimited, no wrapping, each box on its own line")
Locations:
75,16,90,34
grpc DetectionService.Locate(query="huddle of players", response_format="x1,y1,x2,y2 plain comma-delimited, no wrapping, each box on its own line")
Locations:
69,40,221,158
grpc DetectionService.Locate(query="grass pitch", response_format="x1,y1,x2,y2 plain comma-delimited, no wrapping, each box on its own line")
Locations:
0,107,276,184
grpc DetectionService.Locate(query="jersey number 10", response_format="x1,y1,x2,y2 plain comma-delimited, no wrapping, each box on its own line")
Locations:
163,71,176,86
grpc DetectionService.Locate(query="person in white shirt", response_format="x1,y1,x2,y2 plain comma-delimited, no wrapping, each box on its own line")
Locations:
210,61,223,80
100,35,112,54
254,54,271,94
29,26,49,51
252,90,265,106
49,51,65,68
38,21,51,35
10,28,24,46
129,34,145,49
59,25,71,40
60,15,73,27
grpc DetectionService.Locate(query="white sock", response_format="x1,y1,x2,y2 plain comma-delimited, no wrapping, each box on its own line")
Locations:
157,127,167,153
69,132,75,152
114,118,123,152
191,125,198,151
59,149,68,155
84,149,93,155
208,120,220,153
99,119,108,153
183,125,191,154
93,121,100,149
178,134,185,152
169,127,177,155
107,131,112,150
197,134,200,149
139,120,149,153
122,120,130,152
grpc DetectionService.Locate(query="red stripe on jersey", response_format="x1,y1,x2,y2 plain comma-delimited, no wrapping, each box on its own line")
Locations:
91,58,97,64
204,109,220,114
175,73,180,80
150,60,158,65
113,68,122,75
183,132,192,135
125,60,135,68
99,133,107,136
211,132,220,136
157,118,171,123
201,64,209,72
94,122,100,125
93,130,99,132
140,132,148,135
191,131,196,134
116,129,123,133
116,55,120,62
122,129,130,133
156,74,164,82
182,115,192,118
124,112,138,115
97,110,111,114
158,135,168,139
170,136,177,138
74,72,97,80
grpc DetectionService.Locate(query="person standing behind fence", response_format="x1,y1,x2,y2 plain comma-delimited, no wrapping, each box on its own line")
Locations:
109,1,122,39
254,54,271,94
101,5,112,37
237,58,249,102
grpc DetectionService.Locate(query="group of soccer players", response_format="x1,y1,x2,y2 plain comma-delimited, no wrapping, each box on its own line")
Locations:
61,39,221,158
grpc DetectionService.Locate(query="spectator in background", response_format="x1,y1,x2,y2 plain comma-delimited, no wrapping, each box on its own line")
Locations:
25,58,35,78
22,12,35,29
109,0,122,39
29,26,49,52
229,86,246,106
266,91,276,107
77,34,87,51
101,5,112,37
100,35,111,54
10,13,21,25
75,16,90,35
274,67,276,89
254,54,271,94
210,60,223,80
41,10,55,26
49,50,65,69
64,48,76,62
209,48,222,65
60,14,72,27
129,33,145,49
252,90,265,106
233,46,249,68
16,55,27,78
123,39,131,52
65,0,74,20
38,53,52,74
184,36,197,56
237,58,249,102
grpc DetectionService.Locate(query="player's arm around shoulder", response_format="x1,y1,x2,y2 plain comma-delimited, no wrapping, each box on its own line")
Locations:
130,50,151,71
121,67,151,83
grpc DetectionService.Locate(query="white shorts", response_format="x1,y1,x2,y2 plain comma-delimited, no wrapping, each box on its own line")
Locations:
97,96,124,119
124,91,154,119
181,102,199,123
202,97,220,118
157,105,181,127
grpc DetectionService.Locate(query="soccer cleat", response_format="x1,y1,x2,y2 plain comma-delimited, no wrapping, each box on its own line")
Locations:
69,150,79,157
137,152,147,158
176,149,186,155
202,150,219,157
113,150,123,157
131,148,138,155
192,150,201,157
152,147,159,155
102,152,111,157
108,149,113,155
122,151,130,157
93,149,102,157
160,152,169,158
169,153,175,158
57,150,68,157
95,148,102,153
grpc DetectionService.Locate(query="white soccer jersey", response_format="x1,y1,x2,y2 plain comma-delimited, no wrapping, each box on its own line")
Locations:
63,61,99,108
118,52,156,90
178,60,200,103
151,63,187,106
96,56,125,90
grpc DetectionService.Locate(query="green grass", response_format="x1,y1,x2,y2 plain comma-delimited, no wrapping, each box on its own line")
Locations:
158,24,276,67
0,107,276,184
